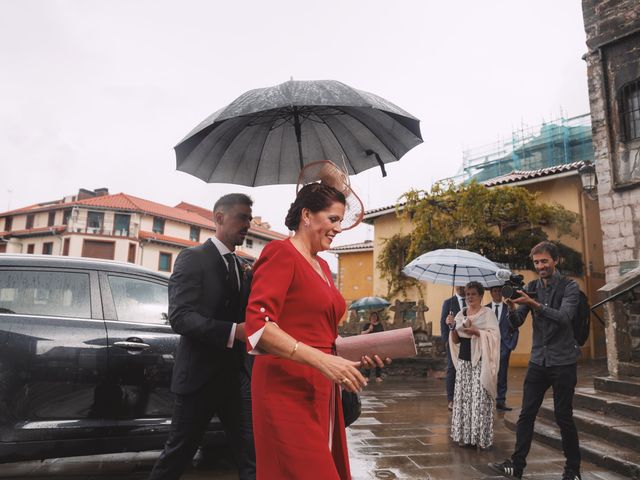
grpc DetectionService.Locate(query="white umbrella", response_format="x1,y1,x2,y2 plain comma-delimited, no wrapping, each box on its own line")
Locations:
402,248,503,288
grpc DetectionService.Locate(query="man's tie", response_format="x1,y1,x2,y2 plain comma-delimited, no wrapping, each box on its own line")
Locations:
495,303,500,319
224,253,239,296
461,297,466,310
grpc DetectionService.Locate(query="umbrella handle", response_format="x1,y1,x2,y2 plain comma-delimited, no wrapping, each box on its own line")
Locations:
448,264,457,330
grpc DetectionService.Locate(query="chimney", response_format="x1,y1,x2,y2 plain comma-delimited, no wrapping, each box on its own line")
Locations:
77,188,96,201
94,188,109,197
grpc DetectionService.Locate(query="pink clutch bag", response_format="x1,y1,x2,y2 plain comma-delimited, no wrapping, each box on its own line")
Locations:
335,327,417,362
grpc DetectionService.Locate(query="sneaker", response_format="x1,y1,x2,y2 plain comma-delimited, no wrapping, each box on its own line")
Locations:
488,459,522,479
375,377,383,383
561,470,581,480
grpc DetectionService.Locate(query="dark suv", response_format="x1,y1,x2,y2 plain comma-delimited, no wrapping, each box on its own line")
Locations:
0,254,224,463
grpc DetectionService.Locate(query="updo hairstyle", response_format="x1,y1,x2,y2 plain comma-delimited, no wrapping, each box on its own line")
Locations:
285,183,346,231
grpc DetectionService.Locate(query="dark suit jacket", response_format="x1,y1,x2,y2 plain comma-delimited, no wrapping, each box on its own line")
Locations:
168,239,252,395
485,302,519,353
440,295,463,344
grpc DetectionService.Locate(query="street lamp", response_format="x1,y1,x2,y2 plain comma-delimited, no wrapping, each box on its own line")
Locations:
578,161,598,200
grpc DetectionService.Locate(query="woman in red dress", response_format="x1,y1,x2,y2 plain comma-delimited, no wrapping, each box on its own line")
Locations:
245,182,380,480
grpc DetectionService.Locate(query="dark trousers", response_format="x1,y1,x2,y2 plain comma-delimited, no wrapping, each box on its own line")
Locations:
445,343,456,401
512,362,580,473
148,369,255,480
496,350,511,405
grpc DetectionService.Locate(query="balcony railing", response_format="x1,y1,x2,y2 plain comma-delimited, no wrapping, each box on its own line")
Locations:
71,225,138,237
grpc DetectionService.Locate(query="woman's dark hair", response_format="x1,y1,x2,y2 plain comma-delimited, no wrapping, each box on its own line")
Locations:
285,183,346,231
369,311,380,322
465,281,485,297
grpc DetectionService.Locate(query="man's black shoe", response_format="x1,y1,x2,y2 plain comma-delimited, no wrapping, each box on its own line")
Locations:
488,459,522,479
496,402,513,411
561,470,581,480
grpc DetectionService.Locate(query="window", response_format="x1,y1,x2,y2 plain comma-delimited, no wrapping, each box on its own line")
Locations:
87,211,104,233
47,211,56,227
42,242,53,255
108,275,168,324
0,270,91,318
62,238,70,256
4,216,13,232
81,240,115,260
245,238,253,249
26,244,34,254
62,209,72,226
152,217,165,234
620,78,640,141
26,214,34,230
158,252,172,272
114,214,130,236
189,226,200,242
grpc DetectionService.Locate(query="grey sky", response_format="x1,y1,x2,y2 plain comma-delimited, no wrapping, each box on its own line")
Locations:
0,0,590,262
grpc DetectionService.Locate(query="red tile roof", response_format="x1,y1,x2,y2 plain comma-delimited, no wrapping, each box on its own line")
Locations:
77,193,215,229
0,201,61,217
0,226,66,237
1,192,286,240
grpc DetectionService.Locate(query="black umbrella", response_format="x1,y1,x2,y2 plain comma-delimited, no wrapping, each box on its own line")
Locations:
175,79,423,186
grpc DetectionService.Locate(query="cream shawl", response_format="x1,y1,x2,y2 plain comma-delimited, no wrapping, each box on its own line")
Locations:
448,306,501,400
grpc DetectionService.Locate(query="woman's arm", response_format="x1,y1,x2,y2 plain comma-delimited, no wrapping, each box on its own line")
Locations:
255,322,367,393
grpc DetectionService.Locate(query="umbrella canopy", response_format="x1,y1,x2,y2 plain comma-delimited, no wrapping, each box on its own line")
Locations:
175,79,423,186
402,248,503,288
348,296,391,311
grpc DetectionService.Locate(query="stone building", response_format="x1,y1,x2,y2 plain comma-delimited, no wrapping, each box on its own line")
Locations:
583,0,640,377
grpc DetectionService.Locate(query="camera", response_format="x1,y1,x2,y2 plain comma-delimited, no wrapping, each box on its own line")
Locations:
500,273,537,300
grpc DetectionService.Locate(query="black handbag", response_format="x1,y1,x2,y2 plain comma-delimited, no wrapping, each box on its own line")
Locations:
341,389,361,427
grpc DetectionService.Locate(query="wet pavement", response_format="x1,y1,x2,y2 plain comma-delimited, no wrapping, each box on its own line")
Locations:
0,362,631,479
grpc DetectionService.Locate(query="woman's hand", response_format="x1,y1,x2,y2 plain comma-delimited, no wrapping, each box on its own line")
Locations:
313,352,367,393
446,313,455,328
461,326,480,337
360,354,391,369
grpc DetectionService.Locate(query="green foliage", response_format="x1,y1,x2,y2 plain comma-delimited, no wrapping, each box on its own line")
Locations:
378,182,584,294
376,233,423,298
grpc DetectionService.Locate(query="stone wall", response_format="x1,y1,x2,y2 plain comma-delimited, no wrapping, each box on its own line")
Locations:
582,0,640,282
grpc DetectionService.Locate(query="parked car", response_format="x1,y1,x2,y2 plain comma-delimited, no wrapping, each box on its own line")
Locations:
0,254,225,463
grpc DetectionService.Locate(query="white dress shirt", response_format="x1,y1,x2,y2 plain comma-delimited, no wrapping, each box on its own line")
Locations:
493,302,503,321
210,236,238,348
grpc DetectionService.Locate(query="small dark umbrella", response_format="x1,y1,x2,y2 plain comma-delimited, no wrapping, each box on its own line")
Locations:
175,79,423,186
348,296,391,311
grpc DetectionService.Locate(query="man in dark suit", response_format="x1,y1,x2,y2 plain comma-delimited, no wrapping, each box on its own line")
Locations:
487,285,519,411
149,193,256,480
440,285,466,410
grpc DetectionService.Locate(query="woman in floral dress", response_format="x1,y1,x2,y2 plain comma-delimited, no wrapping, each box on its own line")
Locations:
446,280,500,449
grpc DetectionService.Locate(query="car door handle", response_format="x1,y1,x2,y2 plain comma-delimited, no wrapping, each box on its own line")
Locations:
113,341,151,350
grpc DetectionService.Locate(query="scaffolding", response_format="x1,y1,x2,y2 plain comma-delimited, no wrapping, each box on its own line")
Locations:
446,114,594,184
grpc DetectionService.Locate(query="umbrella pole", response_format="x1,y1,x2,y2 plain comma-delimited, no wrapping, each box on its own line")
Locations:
449,264,457,315
293,107,304,171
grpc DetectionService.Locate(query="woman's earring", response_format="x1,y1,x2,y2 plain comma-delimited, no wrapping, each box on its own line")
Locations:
305,221,310,228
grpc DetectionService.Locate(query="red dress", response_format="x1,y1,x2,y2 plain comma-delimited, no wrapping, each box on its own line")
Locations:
245,239,350,480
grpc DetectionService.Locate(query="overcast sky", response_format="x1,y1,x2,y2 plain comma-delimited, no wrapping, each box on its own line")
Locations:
0,1,591,264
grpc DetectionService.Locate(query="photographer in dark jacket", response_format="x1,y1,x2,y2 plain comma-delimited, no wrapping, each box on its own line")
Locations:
490,241,581,480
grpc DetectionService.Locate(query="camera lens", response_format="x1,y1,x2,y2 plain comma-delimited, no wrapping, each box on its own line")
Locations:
501,285,520,300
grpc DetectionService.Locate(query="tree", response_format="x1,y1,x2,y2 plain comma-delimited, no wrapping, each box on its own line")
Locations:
377,182,582,298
